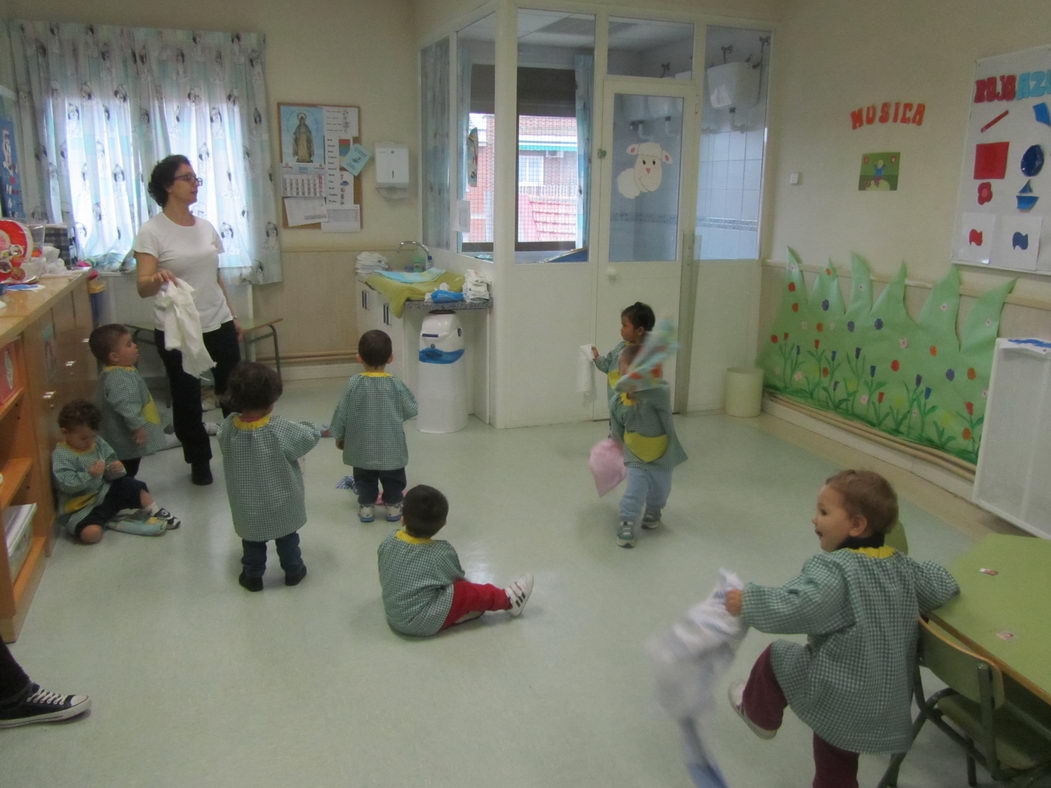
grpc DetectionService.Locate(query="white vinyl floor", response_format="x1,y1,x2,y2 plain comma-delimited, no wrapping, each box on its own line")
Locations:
1,378,1032,787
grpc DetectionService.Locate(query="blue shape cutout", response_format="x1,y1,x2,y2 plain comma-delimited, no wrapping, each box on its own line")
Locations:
1020,145,1044,177
1016,194,1039,211
1019,180,1033,194
1012,232,1029,250
1035,103,1051,127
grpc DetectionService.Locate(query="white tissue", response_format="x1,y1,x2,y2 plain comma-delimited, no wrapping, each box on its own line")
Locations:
577,344,595,397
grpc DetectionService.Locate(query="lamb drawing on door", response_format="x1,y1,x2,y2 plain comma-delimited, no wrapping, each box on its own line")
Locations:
617,142,672,199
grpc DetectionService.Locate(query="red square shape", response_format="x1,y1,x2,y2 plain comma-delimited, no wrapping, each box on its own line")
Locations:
974,141,1010,179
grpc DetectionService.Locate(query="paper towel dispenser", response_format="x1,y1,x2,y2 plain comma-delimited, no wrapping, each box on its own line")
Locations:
706,62,759,111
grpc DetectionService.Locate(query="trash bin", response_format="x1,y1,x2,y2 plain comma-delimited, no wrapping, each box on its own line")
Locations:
417,311,467,433
724,366,764,417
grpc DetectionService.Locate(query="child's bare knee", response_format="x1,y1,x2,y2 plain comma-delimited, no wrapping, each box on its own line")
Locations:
78,524,104,544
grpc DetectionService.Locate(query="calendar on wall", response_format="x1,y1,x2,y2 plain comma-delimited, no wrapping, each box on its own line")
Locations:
952,44,1051,276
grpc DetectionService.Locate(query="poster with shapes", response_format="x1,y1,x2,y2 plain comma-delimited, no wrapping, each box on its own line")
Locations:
859,152,900,191
953,44,1051,275
958,212,995,264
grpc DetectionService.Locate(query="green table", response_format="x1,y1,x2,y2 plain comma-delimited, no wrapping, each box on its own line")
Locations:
931,533,1051,704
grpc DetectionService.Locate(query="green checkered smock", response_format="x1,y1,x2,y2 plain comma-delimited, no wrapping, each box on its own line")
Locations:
51,437,123,535
377,529,466,636
330,373,417,471
217,414,321,542
97,366,166,460
593,340,627,403
609,385,687,470
742,547,959,753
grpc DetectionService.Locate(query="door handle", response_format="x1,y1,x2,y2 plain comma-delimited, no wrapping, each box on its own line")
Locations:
605,266,617,281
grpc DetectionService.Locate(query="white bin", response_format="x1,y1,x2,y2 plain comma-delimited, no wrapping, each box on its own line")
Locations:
417,311,467,433
724,366,764,418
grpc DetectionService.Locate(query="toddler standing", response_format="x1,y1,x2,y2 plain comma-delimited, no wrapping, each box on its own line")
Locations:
376,484,533,636
609,343,686,547
723,470,959,788
591,301,654,403
331,330,418,523
217,362,320,591
88,324,166,477
51,400,180,544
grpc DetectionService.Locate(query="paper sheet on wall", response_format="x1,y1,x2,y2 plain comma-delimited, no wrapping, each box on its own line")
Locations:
284,197,328,226
322,206,361,233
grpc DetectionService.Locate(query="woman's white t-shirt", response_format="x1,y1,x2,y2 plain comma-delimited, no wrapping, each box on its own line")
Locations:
133,213,232,332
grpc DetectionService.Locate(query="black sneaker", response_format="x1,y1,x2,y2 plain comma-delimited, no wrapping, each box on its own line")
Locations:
153,507,181,530
238,572,263,592
285,565,307,586
191,462,213,486
0,683,91,728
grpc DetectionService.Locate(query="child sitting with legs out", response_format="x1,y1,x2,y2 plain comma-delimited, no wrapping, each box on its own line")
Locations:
88,324,166,478
723,470,959,788
591,301,655,403
217,362,320,592
51,400,180,544
609,343,687,548
376,484,533,636
331,329,417,524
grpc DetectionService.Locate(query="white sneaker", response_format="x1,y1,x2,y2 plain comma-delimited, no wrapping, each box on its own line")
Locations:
358,504,375,523
617,520,637,547
385,502,402,522
728,681,777,739
504,574,534,616
641,510,662,530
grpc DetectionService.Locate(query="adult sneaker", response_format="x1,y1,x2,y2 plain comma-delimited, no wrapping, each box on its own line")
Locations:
728,681,777,739
641,510,662,530
0,683,91,728
153,507,181,530
358,504,375,523
385,503,402,522
504,574,534,616
617,520,637,548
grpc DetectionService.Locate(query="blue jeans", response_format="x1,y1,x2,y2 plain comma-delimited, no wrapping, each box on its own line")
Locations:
241,532,303,578
353,467,407,506
618,465,672,524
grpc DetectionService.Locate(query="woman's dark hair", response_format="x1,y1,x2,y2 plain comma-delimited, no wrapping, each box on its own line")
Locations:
58,399,101,431
358,330,393,368
223,362,283,412
402,485,449,537
147,154,192,207
621,302,655,332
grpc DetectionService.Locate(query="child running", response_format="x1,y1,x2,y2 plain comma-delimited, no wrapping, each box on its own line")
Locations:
723,469,959,788
377,484,533,636
51,400,180,544
88,324,166,477
217,362,321,591
591,301,654,402
331,330,417,523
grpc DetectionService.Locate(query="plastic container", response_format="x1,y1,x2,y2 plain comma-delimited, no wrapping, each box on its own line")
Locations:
417,311,467,433
724,366,764,417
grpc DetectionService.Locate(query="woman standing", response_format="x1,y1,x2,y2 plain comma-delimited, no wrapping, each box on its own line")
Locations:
134,155,241,485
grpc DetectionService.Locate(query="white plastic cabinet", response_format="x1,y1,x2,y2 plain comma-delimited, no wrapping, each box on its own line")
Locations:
356,280,408,382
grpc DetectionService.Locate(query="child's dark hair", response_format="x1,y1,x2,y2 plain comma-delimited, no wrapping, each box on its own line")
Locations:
58,399,101,432
88,323,130,364
825,469,899,535
223,361,282,412
358,329,393,368
147,154,191,207
402,484,449,538
621,302,655,332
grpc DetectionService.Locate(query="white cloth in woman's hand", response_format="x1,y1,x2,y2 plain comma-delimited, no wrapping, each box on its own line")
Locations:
156,278,215,377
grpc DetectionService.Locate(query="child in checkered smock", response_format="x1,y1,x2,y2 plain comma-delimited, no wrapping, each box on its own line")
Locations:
376,485,533,636
218,362,320,592
723,470,959,788
331,330,417,524
88,324,167,478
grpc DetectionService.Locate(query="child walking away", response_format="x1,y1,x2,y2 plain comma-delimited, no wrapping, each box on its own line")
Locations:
591,301,655,403
723,470,959,788
331,330,418,523
609,342,686,547
377,485,533,636
51,400,180,544
217,362,320,591
88,324,167,478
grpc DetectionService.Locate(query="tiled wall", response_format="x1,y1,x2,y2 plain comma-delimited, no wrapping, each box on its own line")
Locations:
696,127,764,259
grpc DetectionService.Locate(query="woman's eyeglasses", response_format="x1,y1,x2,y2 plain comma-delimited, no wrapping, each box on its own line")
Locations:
174,174,203,186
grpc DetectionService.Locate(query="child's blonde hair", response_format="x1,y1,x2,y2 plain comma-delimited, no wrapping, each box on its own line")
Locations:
824,469,898,534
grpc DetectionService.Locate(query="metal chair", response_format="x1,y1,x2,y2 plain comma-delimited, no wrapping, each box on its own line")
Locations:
879,618,1051,787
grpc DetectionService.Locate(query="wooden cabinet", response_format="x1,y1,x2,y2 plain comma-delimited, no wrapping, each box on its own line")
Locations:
0,273,95,641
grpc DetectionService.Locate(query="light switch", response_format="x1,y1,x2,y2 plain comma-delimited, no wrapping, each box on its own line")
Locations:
789,171,802,185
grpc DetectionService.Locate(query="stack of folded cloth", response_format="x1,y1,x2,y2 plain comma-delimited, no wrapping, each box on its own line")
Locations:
355,252,388,276
463,268,491,302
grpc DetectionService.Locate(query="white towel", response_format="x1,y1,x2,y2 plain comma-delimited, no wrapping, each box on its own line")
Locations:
156,279,216,377
577,344,595,396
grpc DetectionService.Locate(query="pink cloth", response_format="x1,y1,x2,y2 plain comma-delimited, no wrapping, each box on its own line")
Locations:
589,437,626,496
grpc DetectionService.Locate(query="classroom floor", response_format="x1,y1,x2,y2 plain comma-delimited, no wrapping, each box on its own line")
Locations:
2,378,1030,787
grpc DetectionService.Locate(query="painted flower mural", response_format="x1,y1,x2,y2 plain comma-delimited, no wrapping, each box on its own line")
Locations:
759,250,1014,463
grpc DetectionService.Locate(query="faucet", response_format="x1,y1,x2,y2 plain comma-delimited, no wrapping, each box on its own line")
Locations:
398,240,432,263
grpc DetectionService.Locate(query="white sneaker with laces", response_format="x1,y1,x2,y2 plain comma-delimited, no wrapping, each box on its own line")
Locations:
358,504,375,523
728,681,777,739
386,502,402,522
153,507,181,530
641,510,662,530
504,574,534,616
617,520,637,547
